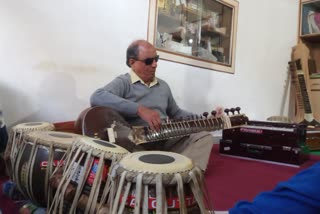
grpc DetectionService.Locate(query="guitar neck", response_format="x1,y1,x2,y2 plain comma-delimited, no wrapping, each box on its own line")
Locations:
297,73,312,113
290,66,305,110
293,59,314,115
129,115,246,145
290,59,320,127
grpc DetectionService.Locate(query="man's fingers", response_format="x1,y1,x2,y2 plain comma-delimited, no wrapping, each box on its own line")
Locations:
153,121,161,132
150,118,161,132
149,122,156,131
137,105,162,131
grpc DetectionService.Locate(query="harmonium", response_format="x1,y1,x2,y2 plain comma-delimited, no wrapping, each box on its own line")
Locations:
219,120,310,166
306,129,320,151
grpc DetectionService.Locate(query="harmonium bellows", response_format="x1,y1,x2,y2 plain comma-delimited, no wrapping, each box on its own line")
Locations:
219,120,309,166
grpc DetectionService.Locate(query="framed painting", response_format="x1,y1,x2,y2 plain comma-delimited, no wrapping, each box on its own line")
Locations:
148,0,239,73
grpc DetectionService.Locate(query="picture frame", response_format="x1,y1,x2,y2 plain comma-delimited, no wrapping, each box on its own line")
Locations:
147,0,239,73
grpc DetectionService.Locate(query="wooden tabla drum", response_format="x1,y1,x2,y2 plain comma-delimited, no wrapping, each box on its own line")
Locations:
111,151,213,214
14,131,79,207
4,122,55,179
49,137,129,214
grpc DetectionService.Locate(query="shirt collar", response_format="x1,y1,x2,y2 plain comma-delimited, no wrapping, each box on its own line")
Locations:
130,69,158,88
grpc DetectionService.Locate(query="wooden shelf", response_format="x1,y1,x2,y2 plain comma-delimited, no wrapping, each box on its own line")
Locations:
295,0,320,122
158,10,180,22
176,4,210,22
201,23,229,37
300,34,320,43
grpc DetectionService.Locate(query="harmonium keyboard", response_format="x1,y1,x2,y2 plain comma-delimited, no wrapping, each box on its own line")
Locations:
219,120,310,166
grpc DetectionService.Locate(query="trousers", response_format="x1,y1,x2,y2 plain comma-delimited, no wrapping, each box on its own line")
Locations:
138,131,214,171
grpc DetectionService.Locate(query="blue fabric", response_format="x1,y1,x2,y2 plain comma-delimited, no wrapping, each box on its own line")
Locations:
229,162,320,214
2,180,25,201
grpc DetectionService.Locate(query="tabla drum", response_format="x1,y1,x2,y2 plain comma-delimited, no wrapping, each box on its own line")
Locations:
49,137,129,214
110,151,213,214
14,131,80,207
4,122,55,179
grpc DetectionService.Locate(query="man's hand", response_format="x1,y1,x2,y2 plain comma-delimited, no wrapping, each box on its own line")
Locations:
137,105,161,131
215,106,224,117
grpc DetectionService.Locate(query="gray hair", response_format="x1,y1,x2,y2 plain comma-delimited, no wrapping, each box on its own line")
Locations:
126,41,140,67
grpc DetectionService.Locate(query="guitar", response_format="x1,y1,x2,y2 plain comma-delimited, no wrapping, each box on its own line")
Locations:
75,106,249,151
289,59,320,127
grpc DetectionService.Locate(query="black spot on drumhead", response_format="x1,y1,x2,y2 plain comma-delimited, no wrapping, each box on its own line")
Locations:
139,154,175,164
49,133,73,138
25,122,43,126
93,139,116,148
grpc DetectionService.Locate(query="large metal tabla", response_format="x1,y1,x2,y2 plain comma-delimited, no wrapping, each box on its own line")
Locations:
111,151,214,214
4,122,55,178
14,131,79,207
49,137,129,214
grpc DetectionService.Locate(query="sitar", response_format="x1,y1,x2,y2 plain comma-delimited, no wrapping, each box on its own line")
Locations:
75,106,249,151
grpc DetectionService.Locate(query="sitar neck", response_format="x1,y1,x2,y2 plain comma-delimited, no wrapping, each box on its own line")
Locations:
129,114,247,145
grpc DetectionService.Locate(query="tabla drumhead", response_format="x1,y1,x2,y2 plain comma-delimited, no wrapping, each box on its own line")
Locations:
12,122,55,133
4,122,55,179
24,131,80,148
73,137,129,159
119,151,194,174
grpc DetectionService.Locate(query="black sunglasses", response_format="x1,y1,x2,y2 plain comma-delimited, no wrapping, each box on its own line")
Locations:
135,55,159,65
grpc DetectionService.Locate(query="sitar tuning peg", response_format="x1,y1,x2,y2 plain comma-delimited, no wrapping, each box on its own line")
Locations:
230,108,235,115
211,110,217,117
235,107,241,114
203,112,209,118
224,108,230,116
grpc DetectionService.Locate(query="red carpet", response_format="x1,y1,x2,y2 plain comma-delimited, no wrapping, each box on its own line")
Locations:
205,144,320,211
1,143,319,213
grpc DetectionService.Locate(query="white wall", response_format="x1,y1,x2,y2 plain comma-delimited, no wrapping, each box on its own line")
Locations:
0,0,299,127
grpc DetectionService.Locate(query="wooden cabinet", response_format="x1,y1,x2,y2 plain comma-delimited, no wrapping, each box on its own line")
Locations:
299,0,320,75
310,78,320,118
293,0,320,123
148,0,239,73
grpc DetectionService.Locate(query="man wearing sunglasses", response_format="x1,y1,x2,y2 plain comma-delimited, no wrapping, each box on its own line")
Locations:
90,39,214,171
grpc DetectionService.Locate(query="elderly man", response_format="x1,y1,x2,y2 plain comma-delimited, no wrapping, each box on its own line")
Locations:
90,39,215,171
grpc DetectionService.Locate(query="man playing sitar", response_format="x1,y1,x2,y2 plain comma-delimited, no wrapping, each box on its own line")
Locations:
90,39,222,171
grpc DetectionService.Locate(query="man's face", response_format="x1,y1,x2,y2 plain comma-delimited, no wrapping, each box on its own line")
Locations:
131,43,158,84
